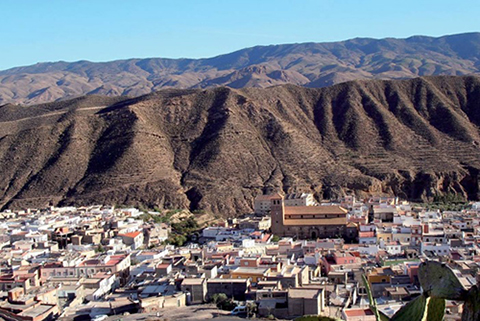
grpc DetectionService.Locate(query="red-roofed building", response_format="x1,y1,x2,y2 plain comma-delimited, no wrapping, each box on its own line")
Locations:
342,308,376,321
322,251,362,274
359,231,377,244
261,233,271,243
52,227,74,249
118,231,144,249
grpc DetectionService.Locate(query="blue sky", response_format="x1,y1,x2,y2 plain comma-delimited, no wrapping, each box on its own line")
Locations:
0,0,478,71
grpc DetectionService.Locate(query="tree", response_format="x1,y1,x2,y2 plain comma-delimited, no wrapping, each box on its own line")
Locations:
246,301,258,318
166,234,187,247
211,293,228,305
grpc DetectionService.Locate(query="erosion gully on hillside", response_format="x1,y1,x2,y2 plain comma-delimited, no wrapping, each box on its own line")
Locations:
0,75,479,215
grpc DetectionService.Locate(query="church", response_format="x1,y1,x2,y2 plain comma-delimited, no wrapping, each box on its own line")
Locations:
269,193,357,240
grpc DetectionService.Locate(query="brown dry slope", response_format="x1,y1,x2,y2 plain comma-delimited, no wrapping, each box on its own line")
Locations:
0,75,480,214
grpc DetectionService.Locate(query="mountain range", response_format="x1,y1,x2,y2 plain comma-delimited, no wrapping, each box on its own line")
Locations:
0,75,479,214
1,32,480,105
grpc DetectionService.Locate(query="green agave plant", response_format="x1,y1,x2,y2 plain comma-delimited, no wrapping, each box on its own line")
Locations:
362,261,480,321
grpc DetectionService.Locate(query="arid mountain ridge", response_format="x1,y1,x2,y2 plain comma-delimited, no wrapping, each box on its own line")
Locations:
1,75,480,214
2,32,480,105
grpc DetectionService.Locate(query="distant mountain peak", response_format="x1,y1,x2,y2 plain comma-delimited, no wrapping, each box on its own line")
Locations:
1,32,480,105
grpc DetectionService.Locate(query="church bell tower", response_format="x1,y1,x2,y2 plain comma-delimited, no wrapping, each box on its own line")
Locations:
270,192,285,236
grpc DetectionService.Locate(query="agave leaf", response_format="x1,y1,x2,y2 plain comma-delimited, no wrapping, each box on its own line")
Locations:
391,294,428,321
462,285,480,321
418,261,467,300
362,274,385,321
426,297,445,321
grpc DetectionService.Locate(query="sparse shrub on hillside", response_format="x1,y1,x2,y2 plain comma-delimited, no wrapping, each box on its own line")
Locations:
433,192,466,204
164,234,187,247
139,211,177,224
166,209,182,216
171,217,198,234
414,196,469,211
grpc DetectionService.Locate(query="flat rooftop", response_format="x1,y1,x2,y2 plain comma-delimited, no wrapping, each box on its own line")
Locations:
19,304,55,318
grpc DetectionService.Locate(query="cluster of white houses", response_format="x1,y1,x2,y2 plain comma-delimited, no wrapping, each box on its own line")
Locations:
0,194,480,320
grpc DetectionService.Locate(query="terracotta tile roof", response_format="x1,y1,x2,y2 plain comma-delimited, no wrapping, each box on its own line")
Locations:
55,227,69,234
283,217,347,226
119,231,142,238
261,233,271,242
284,205,347,215
359,231,375,238
344,308,374,317
157,263,171,268
105,258,122,266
